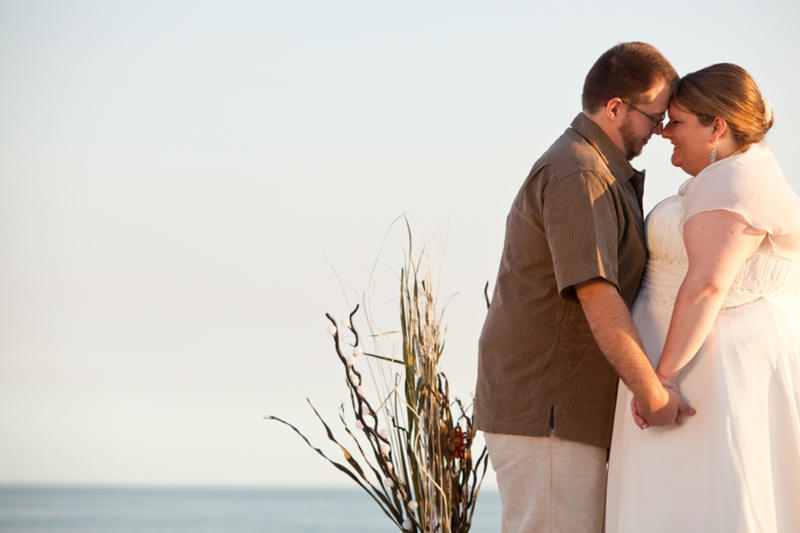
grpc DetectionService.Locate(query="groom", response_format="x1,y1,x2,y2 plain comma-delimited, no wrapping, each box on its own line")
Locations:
474,42,693,532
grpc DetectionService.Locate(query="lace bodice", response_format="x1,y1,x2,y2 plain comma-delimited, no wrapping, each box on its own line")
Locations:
638,144,800,311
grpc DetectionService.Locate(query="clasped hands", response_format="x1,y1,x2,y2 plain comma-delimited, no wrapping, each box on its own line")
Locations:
631,374,696,429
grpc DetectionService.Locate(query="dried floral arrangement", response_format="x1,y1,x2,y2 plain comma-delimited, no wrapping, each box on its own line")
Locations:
267,236,489,532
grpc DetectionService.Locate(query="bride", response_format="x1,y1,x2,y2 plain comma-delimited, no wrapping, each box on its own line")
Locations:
606,63,800,532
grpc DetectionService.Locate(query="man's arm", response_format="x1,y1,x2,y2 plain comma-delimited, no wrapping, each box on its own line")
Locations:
574,278,695,426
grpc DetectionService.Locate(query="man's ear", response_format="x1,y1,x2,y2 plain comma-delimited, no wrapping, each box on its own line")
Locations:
605,98,625,122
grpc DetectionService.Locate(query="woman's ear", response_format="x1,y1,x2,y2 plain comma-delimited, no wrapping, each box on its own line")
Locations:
711,116,728,143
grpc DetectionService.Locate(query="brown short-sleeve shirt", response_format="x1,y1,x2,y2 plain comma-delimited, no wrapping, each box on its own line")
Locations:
474,113,646,448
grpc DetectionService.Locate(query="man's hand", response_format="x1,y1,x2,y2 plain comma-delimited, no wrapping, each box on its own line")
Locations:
631,376,695,429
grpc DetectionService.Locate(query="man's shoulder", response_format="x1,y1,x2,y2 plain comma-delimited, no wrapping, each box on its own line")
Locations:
526,128,611,189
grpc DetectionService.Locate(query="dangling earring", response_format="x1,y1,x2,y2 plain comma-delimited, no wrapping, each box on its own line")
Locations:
710,141,717,164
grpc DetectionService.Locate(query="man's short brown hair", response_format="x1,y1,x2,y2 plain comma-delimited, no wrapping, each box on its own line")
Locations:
581,42,678,113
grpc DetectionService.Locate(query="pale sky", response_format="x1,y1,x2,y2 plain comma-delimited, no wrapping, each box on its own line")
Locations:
1,0,799,488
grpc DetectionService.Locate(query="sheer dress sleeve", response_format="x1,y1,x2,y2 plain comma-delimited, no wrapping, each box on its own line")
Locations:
680,143,800,259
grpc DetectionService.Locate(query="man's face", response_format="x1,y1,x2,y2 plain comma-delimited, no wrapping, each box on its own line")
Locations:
619,83,671,160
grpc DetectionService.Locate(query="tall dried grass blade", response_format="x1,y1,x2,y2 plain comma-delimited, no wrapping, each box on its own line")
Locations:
269,225,487,532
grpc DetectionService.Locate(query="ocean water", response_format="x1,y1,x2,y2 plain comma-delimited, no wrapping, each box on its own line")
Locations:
0,486,501,533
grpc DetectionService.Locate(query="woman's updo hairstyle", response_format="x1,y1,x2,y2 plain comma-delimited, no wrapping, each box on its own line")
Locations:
673,63,774,148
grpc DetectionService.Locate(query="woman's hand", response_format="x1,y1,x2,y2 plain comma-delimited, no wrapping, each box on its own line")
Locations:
656,373,694,424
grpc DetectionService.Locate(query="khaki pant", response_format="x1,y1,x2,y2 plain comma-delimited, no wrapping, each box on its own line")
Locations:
485,433,607,533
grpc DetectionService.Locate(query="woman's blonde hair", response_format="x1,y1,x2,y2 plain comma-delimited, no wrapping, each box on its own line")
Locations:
673,63,774,148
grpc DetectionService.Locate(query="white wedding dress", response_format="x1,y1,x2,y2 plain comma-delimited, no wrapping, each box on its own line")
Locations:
606,144,800,533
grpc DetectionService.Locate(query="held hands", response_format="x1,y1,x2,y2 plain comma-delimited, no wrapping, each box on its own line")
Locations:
631,374,696,429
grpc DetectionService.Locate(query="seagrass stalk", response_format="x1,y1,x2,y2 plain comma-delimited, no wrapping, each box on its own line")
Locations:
267,233,489,532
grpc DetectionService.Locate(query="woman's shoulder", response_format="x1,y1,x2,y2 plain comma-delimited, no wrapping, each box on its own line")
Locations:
687,144,793,201
681,143,800,235
697,143,781,185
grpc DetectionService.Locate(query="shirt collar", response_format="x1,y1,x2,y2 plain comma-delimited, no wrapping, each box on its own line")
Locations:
569,113,641,184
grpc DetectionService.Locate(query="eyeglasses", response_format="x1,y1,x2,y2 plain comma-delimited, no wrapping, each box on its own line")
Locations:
626,103,666,129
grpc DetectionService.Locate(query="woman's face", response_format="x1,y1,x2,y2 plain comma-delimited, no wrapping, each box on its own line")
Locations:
660,102,715,176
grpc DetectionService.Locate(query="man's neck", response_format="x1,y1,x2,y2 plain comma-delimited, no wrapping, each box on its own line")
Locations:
582,110,626,156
